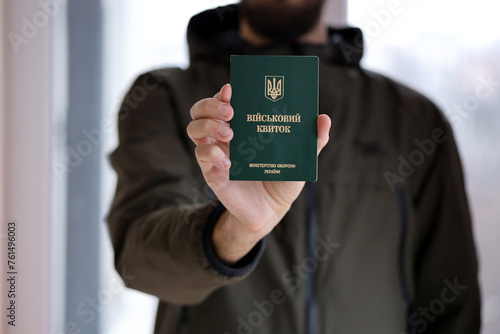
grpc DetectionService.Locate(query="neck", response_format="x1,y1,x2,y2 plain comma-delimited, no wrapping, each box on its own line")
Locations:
239,18,328,47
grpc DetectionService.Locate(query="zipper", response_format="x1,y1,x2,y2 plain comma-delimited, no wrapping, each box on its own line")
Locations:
176,306,188,334
305,182,318,334
395,187,416,334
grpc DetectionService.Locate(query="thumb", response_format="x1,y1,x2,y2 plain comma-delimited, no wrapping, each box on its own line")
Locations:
317,114,331,155
214,84,232,103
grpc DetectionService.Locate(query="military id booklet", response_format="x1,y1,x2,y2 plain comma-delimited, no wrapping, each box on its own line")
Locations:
229,55,319,181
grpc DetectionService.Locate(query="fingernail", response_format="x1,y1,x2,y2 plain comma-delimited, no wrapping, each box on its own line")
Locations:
219,125,232,137
219,103,231,117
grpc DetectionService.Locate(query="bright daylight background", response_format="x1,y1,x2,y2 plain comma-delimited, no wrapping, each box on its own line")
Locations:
99,0,499,333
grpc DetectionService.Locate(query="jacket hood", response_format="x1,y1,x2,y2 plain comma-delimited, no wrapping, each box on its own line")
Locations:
186,5,364,67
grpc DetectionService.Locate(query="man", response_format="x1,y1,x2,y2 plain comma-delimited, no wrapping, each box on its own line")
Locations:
107,1,480,333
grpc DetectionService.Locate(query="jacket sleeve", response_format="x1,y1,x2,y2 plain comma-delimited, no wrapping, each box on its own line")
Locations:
106,72,265,305
410,114,481,333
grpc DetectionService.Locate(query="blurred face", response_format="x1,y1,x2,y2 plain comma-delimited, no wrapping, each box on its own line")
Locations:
240,0,325,42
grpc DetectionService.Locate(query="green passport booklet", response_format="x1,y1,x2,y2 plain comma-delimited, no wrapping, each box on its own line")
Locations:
229,55,319,181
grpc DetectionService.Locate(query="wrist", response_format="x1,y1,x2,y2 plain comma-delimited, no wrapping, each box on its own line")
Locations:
212,211,264,265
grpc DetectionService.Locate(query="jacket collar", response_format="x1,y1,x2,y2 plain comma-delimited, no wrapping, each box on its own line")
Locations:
187,5,364,67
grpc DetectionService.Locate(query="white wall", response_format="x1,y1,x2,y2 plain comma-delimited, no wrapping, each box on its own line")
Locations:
0,1,7,331
1,1,66,333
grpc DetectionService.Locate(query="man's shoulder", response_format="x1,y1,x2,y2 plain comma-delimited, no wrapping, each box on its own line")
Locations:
358,68,447,130
362,68,437,110
127,66,208,101
130,67,185,88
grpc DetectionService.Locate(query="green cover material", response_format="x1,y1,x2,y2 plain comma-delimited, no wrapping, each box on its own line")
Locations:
230,55,319,181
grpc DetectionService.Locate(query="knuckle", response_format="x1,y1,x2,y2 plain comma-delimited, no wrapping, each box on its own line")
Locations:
190,98,210,120
195,144,219,162
189,101,202,119
209,145,221,161
186,121,195,137
189,106,196,120
194,145,205,159
204,144,217,159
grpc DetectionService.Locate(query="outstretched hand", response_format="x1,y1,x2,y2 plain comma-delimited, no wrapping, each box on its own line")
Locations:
187,84,331,264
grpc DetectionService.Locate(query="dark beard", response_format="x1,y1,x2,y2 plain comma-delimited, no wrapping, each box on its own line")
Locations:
239,0,325,42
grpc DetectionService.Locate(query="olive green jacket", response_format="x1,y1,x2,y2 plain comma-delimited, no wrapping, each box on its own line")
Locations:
107,6,480,334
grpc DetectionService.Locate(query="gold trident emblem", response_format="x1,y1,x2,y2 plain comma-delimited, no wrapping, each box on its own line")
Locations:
265,76,284,101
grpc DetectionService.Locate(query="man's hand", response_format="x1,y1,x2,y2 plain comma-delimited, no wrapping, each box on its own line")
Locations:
187,84,331,265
